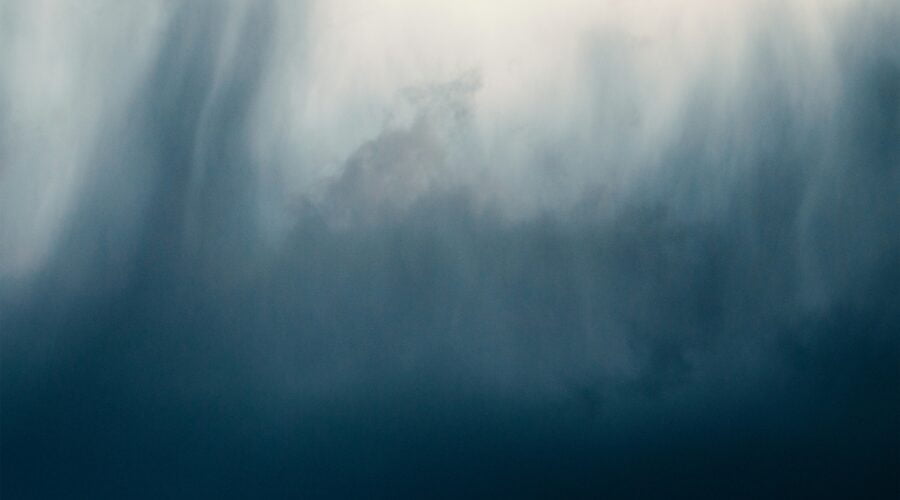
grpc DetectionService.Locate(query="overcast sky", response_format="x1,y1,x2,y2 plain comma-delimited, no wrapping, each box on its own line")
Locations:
2,1,899,497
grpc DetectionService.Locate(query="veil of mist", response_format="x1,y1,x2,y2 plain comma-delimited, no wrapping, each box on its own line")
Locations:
2,1,899,497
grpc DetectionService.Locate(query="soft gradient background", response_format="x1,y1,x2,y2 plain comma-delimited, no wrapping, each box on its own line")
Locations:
2,1,899,497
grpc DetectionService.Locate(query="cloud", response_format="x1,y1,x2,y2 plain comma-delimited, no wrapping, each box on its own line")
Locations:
1,1,898,497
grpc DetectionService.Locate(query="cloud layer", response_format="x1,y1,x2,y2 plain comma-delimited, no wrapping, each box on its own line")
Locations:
2,1,898,497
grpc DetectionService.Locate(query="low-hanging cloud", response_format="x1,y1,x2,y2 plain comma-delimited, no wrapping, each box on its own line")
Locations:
2,1,898,497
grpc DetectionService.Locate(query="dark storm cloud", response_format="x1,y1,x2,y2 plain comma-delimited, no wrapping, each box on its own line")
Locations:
2,1,899,497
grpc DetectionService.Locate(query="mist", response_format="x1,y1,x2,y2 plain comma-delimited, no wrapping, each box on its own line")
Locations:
2,1,899,497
